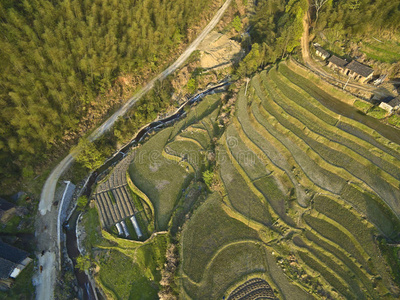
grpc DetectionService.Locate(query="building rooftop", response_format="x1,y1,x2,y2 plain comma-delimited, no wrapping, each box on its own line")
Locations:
388,97,400,108
327,55,347,68
346,60,374,78
314,45,330,58
0,198,15,212
0,257,16,279
0,241,29,265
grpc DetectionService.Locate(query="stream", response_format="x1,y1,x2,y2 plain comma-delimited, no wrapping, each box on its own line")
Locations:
64,81,230,299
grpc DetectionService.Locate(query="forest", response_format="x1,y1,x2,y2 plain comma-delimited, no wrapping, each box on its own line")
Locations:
0,0,215,186
314,0,400,36
236,0,307,76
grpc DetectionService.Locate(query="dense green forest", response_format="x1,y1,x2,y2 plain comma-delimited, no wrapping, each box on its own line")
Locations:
236,0,307,76
314,0,400,36
0,0,216,185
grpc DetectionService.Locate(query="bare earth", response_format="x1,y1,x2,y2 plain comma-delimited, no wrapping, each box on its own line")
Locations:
198,31,242,69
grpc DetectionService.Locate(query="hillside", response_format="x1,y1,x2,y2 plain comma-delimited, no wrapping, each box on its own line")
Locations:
0,0,222,187
179,60,400,299
89,59,400,299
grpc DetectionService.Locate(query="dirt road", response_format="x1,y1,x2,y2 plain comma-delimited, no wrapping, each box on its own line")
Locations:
300,8,389,98
35,1,232,299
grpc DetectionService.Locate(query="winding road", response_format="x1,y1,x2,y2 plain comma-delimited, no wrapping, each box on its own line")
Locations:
35,1,232,299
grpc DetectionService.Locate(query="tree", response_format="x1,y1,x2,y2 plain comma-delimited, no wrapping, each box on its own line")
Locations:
202,170,214,189
77,196,88,211
75,254,91,272
75,138,105,171
232,16,242,32
311,0,329,24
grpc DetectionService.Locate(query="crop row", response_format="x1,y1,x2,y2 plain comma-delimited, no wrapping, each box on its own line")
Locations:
279,62,400,156
266,68,400,180
258,70,400,209
236,87,312,207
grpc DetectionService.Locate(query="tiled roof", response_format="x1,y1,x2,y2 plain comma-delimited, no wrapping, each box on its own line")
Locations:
0,241,28,264
388,97,400,107
0,257,15,279
327,55,347,68
0,198,15,212
346,60,374,78
315,45,330,58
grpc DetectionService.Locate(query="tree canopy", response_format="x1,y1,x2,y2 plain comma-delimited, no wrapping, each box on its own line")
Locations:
0,0,215,185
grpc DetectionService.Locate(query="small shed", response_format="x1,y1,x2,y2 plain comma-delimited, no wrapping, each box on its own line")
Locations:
344,60,374,83
327,55,347,72
314,45,331,60
379,97,400,112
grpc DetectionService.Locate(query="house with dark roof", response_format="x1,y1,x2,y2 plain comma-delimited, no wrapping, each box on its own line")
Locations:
327,55,374,83
0,198,16,224
344,60,374,83
379,96,400,112
327,55,348,70
314,45,331,60
0,241,32,290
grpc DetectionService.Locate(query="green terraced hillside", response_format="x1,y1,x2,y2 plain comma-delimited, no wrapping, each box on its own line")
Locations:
180,61,400,299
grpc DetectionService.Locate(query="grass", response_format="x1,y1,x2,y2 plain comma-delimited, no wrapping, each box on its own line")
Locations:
266,67,400,179
340,184,400,239
187,241,269,299
388,114,400,128
219,146,272,226
361,41,400,63
303,213,369,270
98,250,159,300
367,106,387,119
253,176,296,227
181,193,260,283
297,250,354,299
97,233,168,300
225,124,270,181
0,262,35,300
354,100,373,113
129,128,191,230
303,230,377,294
180,127,211,149
250,93,346,194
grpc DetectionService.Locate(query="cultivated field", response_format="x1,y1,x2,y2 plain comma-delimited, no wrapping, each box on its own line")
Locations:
94,60,400,299
179,60,400,299
128,94,222,231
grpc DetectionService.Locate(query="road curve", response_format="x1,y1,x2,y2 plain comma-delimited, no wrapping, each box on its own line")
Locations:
36,1,232,299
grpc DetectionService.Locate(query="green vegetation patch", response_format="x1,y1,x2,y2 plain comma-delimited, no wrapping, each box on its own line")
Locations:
367,106,387,119
129,128,190,230
187,242,269,299
303,214,369,270
354,100,373,113
98,233,168,299
388,114,400,128
361,41,400,63
181,193,260,283
219,148,272,226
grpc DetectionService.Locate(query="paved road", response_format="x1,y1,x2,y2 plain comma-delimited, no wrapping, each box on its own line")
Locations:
35,1,232,299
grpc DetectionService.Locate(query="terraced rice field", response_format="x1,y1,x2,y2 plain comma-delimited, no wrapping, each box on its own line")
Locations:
128,94,221,231
180,61,400,299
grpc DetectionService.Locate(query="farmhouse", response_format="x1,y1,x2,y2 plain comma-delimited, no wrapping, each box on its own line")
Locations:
327,55,374,83
314,45,331,60
379,97,400,112
344,60,374,83
0,241,32,290
327,55,348,71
